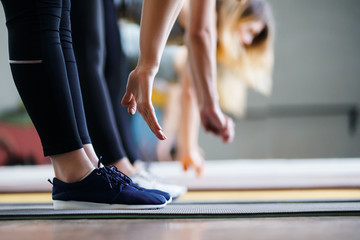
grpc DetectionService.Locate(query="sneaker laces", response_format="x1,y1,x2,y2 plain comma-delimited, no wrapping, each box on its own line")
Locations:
107,165,133,184
104,165,146,191
98,157,127,190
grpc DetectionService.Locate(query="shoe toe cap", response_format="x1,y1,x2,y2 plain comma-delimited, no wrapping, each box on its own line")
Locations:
124,188,167,205
138,191,167,205
148,189,171,201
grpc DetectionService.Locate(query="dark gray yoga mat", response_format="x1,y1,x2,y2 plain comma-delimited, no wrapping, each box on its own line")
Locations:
1,201,359,220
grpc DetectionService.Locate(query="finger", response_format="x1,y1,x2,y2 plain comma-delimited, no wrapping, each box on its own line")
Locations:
222,117,235,143
200,115,210,132
143,109,161,133
182,155,191,172
200,115,222,135
128,98,137,115
195,164,204,178
203,123,210,132
222,130,231,143
139,105,166,140
195,163,202,178
221,118,230,142
121,90,133,107
227,118,235,142
144,109,162,131
205,121,222,136
196,157,206,178
182,162,188,172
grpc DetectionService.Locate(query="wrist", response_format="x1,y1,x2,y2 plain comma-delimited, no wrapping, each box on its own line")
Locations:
134,64,159,78
137,57,160,77
200,95,220,112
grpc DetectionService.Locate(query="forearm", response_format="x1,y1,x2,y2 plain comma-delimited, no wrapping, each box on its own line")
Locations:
185,0,218,110
137,0,184,74
122,0,184,140
179,65,200,153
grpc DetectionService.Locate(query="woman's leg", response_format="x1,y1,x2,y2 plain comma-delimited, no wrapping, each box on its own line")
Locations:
71,0,130,167
59,0,98,166
103,0,141,164
1,0,167,209
1,0,94,182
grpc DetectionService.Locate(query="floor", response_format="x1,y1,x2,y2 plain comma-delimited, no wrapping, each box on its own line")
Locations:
1,217,360,240
0,159,359,239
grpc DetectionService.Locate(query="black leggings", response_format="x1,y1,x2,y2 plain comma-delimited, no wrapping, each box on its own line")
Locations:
71,0,140,165
103,0,140,164
1,0,91,156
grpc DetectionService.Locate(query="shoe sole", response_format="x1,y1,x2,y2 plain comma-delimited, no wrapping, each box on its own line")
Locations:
53,200,167,210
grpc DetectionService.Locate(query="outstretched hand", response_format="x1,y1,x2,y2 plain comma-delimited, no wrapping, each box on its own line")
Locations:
200,105,235,143
181,147,205,178
121,69,167,140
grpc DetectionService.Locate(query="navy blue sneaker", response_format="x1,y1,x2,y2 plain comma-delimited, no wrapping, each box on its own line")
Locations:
50,167,167,210
106,166,172,203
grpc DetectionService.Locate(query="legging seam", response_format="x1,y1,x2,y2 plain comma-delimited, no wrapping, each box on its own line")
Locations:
9,60,43,64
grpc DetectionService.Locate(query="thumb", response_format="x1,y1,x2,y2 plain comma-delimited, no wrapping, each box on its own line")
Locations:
121,89,133,107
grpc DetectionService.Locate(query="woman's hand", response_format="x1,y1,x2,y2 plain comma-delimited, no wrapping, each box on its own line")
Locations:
200,104,235,143
121,68,167,140
181,147,205,178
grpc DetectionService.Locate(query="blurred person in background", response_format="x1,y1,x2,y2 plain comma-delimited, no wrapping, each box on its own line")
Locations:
118,0,274,176
121,0,235,177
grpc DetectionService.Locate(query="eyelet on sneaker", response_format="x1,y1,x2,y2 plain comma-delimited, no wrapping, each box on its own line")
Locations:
96,172,101,175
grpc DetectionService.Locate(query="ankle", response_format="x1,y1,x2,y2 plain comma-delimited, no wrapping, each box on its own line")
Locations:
51,148,95,183
83,144,99,167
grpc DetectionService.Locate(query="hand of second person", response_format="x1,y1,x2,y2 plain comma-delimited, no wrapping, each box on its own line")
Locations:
181,147,205,178
200,104,235,143
121,68,167,140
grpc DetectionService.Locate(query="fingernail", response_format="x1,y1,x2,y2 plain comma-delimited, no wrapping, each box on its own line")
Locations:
160,130,167,140
130,108,135,115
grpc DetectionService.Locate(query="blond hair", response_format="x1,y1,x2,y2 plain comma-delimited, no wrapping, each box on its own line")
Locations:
216,0,274,117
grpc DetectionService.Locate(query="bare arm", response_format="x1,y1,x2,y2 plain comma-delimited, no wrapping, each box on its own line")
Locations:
186,0,218,109
138,0,183,71
186,0,234,142
122,0,184,140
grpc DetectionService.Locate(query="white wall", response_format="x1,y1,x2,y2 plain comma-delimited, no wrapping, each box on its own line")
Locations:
249,0,360,107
